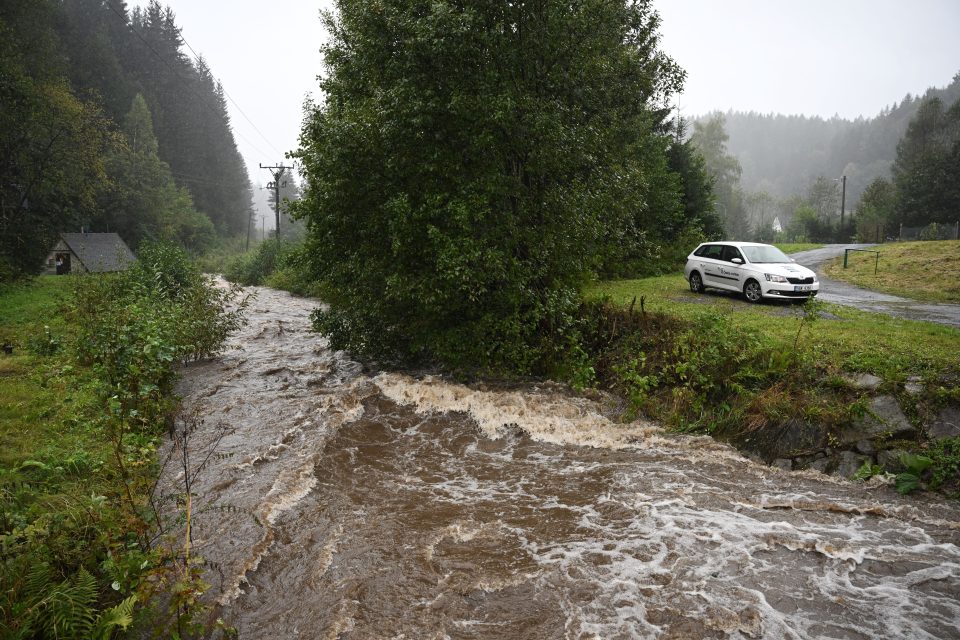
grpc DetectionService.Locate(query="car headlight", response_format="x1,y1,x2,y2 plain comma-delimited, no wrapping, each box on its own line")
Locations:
764,273,788,283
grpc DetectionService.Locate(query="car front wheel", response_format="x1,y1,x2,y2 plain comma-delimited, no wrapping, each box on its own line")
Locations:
743,279,763,303
689,271,704,293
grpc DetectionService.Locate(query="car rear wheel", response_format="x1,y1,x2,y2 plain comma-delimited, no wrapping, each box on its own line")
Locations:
689,271,704,293
743,279,763,303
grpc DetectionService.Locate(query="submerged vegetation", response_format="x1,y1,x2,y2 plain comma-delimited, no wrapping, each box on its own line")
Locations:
0,243,246,637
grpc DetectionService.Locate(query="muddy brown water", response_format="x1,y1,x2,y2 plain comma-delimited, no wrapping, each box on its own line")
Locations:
164,285,960,639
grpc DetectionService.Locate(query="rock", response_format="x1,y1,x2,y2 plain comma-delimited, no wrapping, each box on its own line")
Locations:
877,448,908,472
904,382,923,395
846,373,883,391
734,419,826,461
927,406,960,440
771,458,793,471
808,457,831,473
854,439,877,455
839,396,914,443
833,451,868,479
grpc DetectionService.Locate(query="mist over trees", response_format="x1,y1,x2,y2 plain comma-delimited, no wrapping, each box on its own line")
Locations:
713,73,960,213
689,114,745,238
891,96,960,228
688,73,960,242
0,0,253,279
294,0,715,373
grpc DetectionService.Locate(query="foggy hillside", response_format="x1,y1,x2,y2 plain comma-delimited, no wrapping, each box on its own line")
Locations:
711,73,960,208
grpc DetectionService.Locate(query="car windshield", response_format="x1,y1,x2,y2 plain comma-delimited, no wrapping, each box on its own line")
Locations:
741,245,791,264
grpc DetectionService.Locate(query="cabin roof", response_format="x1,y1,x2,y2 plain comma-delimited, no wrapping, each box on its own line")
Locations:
60,233,135,272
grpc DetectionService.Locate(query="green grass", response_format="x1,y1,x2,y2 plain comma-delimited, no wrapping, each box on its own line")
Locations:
823,240,960,303
0,276,111,518
0,276,71,346
0,277,159,634
775,243,823,254
589,273,960,379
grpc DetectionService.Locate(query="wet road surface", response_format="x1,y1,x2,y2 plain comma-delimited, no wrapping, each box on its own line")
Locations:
163,286,960,639
790,244,960,328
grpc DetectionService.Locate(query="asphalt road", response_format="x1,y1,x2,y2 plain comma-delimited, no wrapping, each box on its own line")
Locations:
789,244,960,328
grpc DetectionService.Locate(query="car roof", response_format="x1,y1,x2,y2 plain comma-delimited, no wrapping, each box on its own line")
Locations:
697,241,772,248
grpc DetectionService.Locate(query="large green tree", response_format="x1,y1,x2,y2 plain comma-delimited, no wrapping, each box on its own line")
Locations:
690,114,747,238
667,118,720,240
294,0,684,372
94,94,215,253
126,3,254,235
892,96,960,227
0,3,116,279
855,177,896,242
806,175,840,220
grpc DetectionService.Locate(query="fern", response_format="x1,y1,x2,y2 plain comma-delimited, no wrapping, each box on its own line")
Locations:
91,595,138,640
43,567,98,638
22,562,53,602
15,565,108,640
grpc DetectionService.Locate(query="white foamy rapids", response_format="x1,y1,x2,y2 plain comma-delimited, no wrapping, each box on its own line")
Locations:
523,483,960,639
375,373,666,450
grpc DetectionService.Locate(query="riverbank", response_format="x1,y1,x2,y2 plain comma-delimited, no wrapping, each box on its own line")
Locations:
0,276,145,636
0,245,246,637
586,274,960,494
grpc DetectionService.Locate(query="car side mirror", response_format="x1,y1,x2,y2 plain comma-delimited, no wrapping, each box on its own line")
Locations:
731,257,743,264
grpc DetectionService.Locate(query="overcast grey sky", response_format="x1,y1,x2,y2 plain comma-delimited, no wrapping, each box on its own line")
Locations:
132,0,960,196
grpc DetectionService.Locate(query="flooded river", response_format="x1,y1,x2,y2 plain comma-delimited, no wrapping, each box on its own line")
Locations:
167,286,960,639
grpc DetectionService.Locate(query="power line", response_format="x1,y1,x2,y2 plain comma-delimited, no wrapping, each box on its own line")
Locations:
104,1,275,161
174,27,287,158
168,170,248,189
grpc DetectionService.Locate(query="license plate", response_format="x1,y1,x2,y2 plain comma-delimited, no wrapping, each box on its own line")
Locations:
794,285,811,292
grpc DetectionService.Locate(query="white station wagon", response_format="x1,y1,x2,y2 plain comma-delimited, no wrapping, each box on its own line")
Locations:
684,242,819,303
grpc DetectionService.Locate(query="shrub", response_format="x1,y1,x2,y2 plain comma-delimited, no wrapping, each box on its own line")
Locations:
223,239,294,287
0,241,252,634
578,299,831,433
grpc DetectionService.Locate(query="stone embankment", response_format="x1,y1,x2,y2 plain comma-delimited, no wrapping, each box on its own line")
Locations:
740,373,959,479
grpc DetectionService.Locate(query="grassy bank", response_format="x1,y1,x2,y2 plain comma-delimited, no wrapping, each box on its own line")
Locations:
590,274,960,378
1,245,246,638
0,277,139,637
823,240,960,303
582,274,960,493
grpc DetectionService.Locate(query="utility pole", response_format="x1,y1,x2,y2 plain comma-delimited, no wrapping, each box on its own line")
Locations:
840,174,847,233
260,163,291,240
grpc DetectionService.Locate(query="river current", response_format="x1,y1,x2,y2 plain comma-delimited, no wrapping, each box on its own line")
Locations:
164,285,960,639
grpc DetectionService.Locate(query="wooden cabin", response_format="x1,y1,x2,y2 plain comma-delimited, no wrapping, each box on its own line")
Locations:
44,233,136,275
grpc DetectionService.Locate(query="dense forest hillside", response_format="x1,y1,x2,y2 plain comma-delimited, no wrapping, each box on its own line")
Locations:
0,0,253,278
715,73,960,209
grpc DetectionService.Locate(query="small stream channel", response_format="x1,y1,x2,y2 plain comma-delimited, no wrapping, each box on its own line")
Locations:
162,285,960,639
